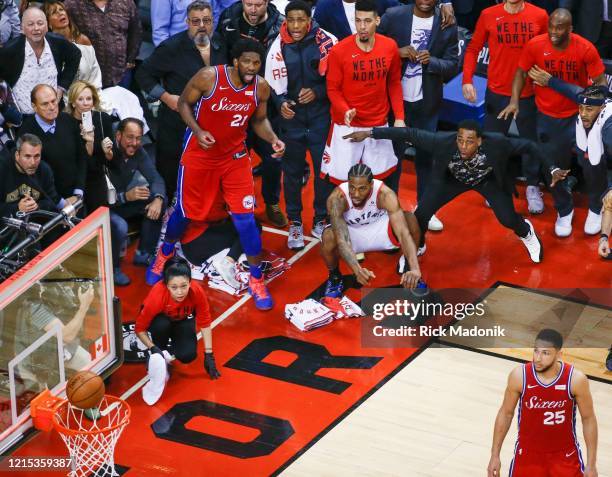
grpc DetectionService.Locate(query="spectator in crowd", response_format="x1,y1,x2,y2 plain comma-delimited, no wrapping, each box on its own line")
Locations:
499,8,606,237
599,188,611,258
108,118,166,286
151,0,191,46
323,0,404,189
0,133,61,218
265,0,337,249
44,0,149,127
136,0,227,201
211,0,237,28
18,84,87,206
463,0,548,215
559,0,612,58
0,7,81,114
63,0,142,88
66,80,114,214
344,120,545,263
0,0,20,46
0,82,22,161
527,73,611,235
216,0,288,227
379,0,458,231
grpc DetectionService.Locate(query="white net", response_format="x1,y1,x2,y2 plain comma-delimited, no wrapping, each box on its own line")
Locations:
53,396,130,477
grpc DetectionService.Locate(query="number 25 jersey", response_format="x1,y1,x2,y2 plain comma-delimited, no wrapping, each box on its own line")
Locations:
182,65,259,167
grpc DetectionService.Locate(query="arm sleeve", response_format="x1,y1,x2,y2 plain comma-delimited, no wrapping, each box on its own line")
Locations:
126,1,143,64
426,25,459,81
138,149,167,200
151,0,171,47
584,42,605,79
194,283,212,328
311,81,328,102
135,294,160,333
373,127,437,152
270,89,290,112
326,47,351,119
547,76,583,103
135,46,169,100
58,40,82,91
387,46,405,121
462,12,487,85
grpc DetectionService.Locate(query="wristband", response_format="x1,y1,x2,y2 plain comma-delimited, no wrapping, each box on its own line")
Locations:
600,233,609,241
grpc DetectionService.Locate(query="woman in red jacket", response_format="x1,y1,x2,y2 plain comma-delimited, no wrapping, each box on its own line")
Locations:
136,256,220,379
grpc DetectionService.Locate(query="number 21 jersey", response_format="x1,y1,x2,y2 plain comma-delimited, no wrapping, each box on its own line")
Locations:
182,65,258,167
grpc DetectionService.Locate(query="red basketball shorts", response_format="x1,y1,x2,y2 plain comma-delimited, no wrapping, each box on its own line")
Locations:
510,445,584,477
177,153,255,220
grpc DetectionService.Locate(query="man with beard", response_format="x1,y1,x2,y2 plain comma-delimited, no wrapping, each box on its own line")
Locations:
488,329,599,477
323,0,405,189
499,9,606,237
147,39,286,311
136,1,227,201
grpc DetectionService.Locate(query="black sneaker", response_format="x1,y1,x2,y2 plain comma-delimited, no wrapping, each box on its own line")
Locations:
324,276,343,298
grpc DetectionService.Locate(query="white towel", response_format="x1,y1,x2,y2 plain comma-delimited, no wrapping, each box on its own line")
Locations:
575,101,612,165
142,353,168,405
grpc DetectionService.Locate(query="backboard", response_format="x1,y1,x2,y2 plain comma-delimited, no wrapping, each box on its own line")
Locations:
0,208,122,453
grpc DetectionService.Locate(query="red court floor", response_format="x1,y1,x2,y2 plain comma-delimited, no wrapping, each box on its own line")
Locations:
4,159,611,477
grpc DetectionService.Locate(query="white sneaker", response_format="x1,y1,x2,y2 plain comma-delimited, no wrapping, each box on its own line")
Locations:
555,210,574,237
519,219,543,263
288,222,305,250
428,214,443,231
584,210,602,235
417,244,426,256
213,256,240,289
311,221,326,240
526,185,544,214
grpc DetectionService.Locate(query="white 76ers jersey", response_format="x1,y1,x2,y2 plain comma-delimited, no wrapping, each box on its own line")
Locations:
339,179,387,227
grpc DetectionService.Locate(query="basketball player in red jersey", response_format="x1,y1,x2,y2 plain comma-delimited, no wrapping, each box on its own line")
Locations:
488,329,599,477
462,0,548,214
147,39,285,311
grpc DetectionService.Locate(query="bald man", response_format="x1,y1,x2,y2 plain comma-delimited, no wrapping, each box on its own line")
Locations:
499,8,606,237
0,7,81,113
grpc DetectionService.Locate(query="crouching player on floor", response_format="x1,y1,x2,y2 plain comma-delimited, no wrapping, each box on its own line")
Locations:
321,164,422,300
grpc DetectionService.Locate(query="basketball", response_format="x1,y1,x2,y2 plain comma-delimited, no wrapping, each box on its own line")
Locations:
66,371,105,410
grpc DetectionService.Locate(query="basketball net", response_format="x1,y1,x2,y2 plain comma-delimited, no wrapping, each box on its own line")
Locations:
32,391,130,477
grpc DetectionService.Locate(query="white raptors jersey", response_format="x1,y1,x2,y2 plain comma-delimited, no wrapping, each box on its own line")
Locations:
339,179,387,227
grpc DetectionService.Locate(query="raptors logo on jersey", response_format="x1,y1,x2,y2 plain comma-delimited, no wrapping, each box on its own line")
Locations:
339,179,387,227
182,65,258,165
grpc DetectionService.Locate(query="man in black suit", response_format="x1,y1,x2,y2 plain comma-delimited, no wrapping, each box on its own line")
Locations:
344,119,544,263
560,0,612,57
379,0,458,231
136,1,227,202
0,7,80,114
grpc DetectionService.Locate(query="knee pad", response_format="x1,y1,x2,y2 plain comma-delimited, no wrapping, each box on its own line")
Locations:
165,206,188,243
232,212,262,256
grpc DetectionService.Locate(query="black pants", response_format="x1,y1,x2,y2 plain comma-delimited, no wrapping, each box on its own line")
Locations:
149,313,197,364
415,175,530,247
156,110,185,203
578,154,609,214
537,113,576,216
181,219,243,266
483,89,539,186
281,125,333,223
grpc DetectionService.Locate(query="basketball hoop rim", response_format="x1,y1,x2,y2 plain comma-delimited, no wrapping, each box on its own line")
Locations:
52,395,131,438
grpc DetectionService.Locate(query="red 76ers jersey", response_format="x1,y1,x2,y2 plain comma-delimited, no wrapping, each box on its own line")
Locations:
516,362,582,454
181,65,258,167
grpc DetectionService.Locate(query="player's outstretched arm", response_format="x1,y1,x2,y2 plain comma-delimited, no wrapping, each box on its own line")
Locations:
251,78,285,158
327,190,374,286
572,370,598,477
488,366,522,477
378,185,420,288
178,68,217,149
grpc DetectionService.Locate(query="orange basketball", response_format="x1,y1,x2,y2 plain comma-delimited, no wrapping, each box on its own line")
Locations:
66,371,105,409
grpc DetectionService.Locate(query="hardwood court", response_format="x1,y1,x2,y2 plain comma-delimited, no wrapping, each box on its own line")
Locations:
281,346,612,477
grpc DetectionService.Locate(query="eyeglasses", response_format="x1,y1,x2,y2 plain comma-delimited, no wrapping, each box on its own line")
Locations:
189,18,213,26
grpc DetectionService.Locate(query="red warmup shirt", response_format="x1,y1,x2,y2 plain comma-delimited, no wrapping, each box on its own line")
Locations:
519,33,605,118
463,2,548,97
135,280,212,333
326,33,404,127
